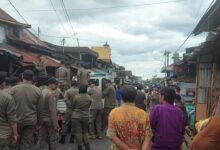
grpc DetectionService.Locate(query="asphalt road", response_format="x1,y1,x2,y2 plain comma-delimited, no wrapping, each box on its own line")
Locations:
58,137,111,150
57,135,190,150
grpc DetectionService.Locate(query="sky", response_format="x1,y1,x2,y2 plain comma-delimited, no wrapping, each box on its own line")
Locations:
1,0,214,79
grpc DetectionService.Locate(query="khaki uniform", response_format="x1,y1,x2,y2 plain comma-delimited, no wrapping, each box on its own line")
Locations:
60,87,79,136
56,66,71,92
88,87,103,137
77,67,89,85
35,61,47,77
37,88,58,150
0,91,16,150
102,85,116,132
72,94,92,146
10,82,42,150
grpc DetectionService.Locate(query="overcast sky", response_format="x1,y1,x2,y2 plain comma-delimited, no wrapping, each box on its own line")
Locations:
1,0,213,79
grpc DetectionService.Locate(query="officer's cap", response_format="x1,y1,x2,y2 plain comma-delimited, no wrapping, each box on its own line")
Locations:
48,77,58,84
23,69,34,79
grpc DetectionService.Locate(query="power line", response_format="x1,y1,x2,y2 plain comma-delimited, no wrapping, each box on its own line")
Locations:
60,0,77,36
173,0,216,53
49,0,75,44
7,0,38,35
60,0,79,46
40,34,105,43
7,0,185,12
7,0,28,24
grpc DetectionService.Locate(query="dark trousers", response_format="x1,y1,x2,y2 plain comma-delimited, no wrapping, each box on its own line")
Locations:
16,125,36,150
60,109,73,136
89,109,102,136
102,107,113,132
72,118,89,146
36,122,58,150
0,138,10,150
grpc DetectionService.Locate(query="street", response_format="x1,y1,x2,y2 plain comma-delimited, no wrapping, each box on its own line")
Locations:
58,136,111,150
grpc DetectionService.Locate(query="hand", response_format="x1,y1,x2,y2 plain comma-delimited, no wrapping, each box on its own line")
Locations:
54,124,60,132
36,123,42,130
12,134,18,144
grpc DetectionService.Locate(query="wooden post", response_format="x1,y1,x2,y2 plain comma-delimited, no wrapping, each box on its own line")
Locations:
195,63,199,121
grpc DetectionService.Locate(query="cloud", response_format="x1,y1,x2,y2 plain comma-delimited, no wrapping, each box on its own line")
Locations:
0,0,214,78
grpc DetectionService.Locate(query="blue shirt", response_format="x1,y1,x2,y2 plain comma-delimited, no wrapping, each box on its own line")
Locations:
115,88,121,102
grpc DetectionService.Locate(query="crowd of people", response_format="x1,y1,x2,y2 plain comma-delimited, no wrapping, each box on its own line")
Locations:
0,60,220,150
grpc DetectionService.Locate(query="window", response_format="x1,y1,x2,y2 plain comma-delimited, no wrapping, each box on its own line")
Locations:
13,28,20,38
0,25,5,43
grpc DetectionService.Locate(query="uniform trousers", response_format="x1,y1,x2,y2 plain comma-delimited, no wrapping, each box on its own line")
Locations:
37,122,58,150
0,138,11,150
102,107,113,132
72,118,89,146
17,125,36,150
89,109,102,136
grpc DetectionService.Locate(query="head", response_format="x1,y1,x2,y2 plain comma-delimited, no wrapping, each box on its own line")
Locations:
89,80,97,88
48,77,59,90
71,80,78,87
137,84,143,91
174,86,181,94
65,61,71,68
0,72,7,89
144,89,149,93
22,69,34,82
159,87,176,104
121,85,137,103
79,84,88,94
76,63,81,68
105,79,111,87
37,76,48,87
37,55,42,61
174,94,181,103
6,76,20,86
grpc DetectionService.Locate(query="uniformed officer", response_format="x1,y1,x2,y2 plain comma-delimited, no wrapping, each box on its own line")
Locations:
37,77,59,150
35,55,47,77
76,63,90,85
88,80,103,139
36,76,48,91
0,72,17,150
10,69,42,150
102,79,116,133
4,76,20,94
72,84,92,150
59,80,79,144
56,61,71,92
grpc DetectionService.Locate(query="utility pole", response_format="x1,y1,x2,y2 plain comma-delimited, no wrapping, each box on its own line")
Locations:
164,50,171,67
61,38,65,55
76,38,80,47
37,27,40,38
167,51,170,66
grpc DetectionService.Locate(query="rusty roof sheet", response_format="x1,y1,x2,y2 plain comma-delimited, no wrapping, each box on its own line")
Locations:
7,29,48,48
0,44,60,67
0,9,30,28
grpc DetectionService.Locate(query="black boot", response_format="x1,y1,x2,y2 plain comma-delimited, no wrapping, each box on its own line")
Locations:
70,135,74,144
77,145,83,150
59,135,66,144
85,143,91,150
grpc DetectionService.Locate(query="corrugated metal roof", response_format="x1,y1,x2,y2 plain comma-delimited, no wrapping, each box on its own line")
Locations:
0,9,30,28
193,0,220,35
0,44,60,67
